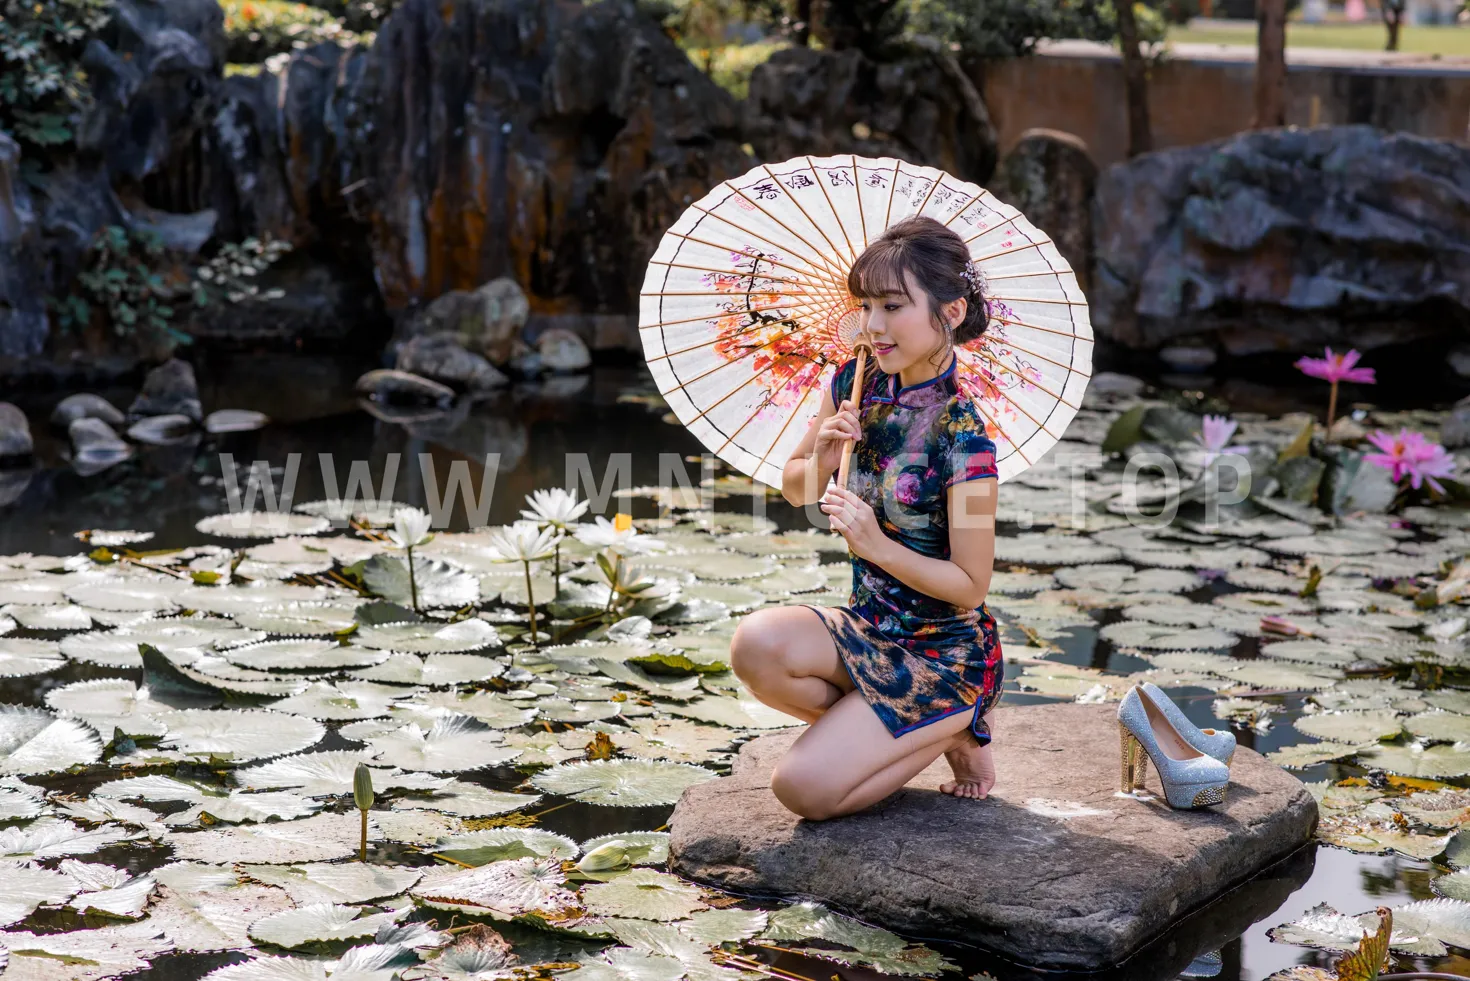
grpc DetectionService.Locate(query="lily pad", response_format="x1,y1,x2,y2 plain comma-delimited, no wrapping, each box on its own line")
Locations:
583,869,708,922
354,619,501,654
410,856,578,919
248,902,404,950
531,759,716,807
366,715,520,772
155,709,325,763
1293,711,1403,745
430,828,579,866
224,639,388,673
241,863,423,906
0,704,104,775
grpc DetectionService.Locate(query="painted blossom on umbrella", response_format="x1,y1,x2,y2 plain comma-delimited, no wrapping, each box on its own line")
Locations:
1295,347,1375,433
1364,428,1457,494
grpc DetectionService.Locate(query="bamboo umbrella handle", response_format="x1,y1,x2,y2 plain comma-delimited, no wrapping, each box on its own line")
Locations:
836,343,870,491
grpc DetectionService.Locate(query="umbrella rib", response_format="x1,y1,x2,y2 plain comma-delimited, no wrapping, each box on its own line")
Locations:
989,316,1094,343
985,268,1075,283
640,297,832,333
960,359,1061,441
967,235,1057,261
964,396,1033,467
648,259,813,290
982,335,1094,380
727,183,850,283
966,345,1080,412
772,159,851,266
851,158,868,248
643,300,840,364
913,169,944,216
658,325,833,429
880,160,901,231
658,228,828,284
939,189,986,229
987,293,1089,307
718,357,828,479
684,208,841,282
803,155,857,263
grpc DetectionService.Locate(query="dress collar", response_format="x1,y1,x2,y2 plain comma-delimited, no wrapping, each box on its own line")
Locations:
869,351,960,409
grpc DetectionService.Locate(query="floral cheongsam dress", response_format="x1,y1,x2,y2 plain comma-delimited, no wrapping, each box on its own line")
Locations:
800,351,1005,745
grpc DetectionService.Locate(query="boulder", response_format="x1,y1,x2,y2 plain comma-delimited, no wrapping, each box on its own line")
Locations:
668,702,1318,971
354,369,456,407
1443,395,1470,450
396,334,509,394
990,128,1097,291
537,327,591,374
0,132,47,362
744,44,998,187
1092,126,1470,355
355,0,754,318
128,359,203,422
404,279,529,367
0,403,33,460
69,417,133,476
51,394,126,429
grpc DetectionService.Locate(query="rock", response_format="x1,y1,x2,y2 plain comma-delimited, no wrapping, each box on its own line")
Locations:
127,414,198,445
1443,395,1470,449
204,409,270,434
404,280,528,368
0,132,47,362
356,0,753,318
396,334,509,394
1092,126,1470,355
51,394,126,429
1452,345,1470,380
744,44,998,187
354,369,456,407
990,129,1097,291
537,327,591,374
505,338,542,379
0,403,34,460
1158,344,1218,372
69,417,133,476
129,359,203,422
668,702,1318,970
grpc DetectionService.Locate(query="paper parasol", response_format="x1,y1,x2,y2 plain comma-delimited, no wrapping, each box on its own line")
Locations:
638,153,1093,488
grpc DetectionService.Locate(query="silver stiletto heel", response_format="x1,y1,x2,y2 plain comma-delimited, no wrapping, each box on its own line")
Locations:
1117,685,1230,809
1140,682,1235,767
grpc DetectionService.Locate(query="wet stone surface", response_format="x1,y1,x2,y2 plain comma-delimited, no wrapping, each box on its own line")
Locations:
669,702,1319,970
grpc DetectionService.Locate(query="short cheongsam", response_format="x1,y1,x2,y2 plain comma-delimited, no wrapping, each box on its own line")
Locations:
800,351,1005,744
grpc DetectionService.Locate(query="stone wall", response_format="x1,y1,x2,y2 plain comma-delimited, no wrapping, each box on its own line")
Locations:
981,40,1470,170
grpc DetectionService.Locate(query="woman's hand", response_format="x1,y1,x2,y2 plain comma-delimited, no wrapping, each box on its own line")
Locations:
812,399,862,474
821,486,889,564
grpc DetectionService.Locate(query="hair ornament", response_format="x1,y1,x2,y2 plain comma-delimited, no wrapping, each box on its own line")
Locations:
961,258,981,296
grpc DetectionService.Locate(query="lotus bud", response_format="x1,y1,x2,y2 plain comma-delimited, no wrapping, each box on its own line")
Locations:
353,763,375,811
577,839,632,873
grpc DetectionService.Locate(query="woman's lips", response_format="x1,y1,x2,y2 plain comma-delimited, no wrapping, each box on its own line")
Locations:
874,343,896,354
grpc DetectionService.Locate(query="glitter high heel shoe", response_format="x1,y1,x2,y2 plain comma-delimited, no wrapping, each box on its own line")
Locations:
1118,685,1230,809
1141,681,1236,765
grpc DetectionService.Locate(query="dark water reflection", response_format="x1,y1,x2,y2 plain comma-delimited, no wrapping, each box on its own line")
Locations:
0,354,1464,980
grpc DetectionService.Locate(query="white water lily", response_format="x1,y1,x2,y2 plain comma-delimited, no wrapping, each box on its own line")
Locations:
484,520,562,563
520,487,590,529
387,507,434,549
574,515,669,557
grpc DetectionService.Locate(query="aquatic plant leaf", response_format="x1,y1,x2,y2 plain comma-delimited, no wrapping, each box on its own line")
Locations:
409,690,536,729
583,869,708,922
1099,621,1237,651
0,777,46,821
410,856,578,919
390,781,540,818
155,709,325,763
1357,743,1470,778
537,698,623,724
233,602,360,636
0,704,104,775
679,583,766,613
531,760,716,807
167,791,324,827
409,922,519,979
240,864,423,905
166,812,368,864
1293,711,1403,745
196,512,331,539
762,901,906,955
248,902,404,950
0,922,173,981
780,942,956,977
234,751,448,797
580,833,671,869
657,695,801,730
66,868,156,919
0,863,79,926
618,719,741,765
0,638,64,678
224,640,388,672
44,679,171,738
0,817,140,861
1318,826,1451,861
645,553,775,581
994,534,1123,566
572,946,686,981
430,828,579,866
351,653,505,687
366,715,519,772
268,681,408,721
1404,712,1470,744
364,555,480,609
1265,742,1360,769
354,619,501,654
2,602,92,630
147,873,296,952
679,909,768,945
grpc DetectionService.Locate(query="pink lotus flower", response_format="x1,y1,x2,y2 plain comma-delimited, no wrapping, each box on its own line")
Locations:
1365,428,1457,495
1261,615,1309,637
1294,347,1377,385
1193,414,1238,465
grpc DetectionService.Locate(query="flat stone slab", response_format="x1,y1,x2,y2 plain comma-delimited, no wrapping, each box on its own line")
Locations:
668,702,1318,970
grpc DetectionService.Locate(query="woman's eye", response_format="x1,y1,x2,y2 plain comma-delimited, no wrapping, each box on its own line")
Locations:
884,304,900,311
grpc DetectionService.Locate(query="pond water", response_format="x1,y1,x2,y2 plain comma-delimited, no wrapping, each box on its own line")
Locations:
2,352,1469,981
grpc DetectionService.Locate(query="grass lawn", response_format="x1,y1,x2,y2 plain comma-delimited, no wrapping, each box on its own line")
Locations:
1168,22,1470,54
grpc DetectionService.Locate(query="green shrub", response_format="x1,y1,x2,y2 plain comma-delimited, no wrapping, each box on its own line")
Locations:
50,225,189,348
0,0,113,157
221,0,367,62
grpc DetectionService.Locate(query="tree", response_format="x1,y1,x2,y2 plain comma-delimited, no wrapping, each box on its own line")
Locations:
1254,0,1288,128
1113,0,1153,156
1380,0,1406,50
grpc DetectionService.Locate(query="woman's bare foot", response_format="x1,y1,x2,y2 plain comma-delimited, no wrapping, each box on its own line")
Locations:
939,732,995,799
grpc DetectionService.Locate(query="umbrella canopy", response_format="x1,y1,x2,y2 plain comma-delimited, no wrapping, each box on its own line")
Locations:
638,153,1092,489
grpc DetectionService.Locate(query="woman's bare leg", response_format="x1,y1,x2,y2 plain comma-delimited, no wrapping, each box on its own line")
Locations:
768,688,983,820
940,709,997,799
729,607,853,723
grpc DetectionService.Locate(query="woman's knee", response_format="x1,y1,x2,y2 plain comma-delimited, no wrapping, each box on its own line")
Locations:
770,757,842,821
729,610,788,685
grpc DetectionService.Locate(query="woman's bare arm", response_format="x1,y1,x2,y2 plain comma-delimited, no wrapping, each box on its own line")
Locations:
861,479,998,609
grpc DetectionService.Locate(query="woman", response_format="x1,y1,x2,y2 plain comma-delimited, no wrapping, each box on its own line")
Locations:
729,215,1003,821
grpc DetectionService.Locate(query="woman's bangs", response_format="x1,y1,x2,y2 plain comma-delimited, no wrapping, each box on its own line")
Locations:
846,246,911,301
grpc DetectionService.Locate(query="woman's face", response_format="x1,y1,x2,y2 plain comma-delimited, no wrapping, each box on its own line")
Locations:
856,266,963,377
